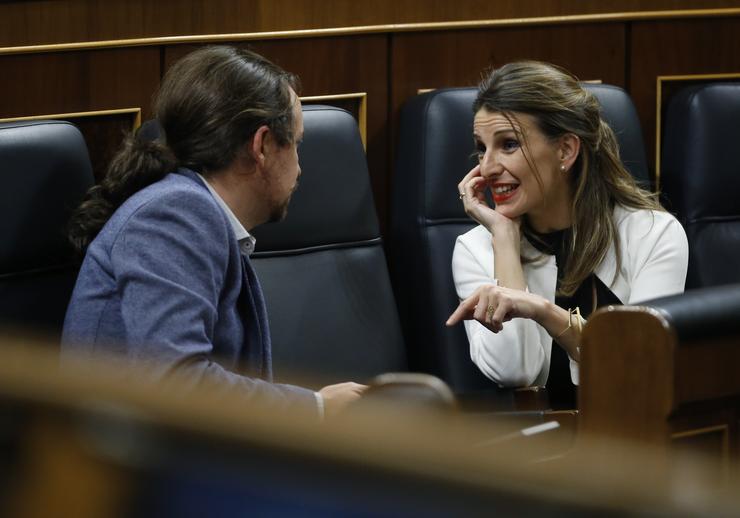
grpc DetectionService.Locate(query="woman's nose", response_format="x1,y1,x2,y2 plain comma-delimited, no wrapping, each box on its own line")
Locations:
480,152,502,178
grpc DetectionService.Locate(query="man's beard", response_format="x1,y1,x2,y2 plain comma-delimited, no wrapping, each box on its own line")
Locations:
267,197,291,223
267,179,299,223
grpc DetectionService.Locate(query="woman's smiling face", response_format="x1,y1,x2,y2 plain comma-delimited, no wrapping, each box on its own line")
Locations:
473,108,572,228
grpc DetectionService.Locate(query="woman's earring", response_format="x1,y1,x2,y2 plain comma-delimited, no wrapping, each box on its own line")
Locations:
560,164,566,172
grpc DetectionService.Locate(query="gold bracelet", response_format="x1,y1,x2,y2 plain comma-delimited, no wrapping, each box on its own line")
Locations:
555,307,582,340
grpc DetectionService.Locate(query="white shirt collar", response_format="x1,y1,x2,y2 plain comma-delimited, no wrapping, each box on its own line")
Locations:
197,173,256,256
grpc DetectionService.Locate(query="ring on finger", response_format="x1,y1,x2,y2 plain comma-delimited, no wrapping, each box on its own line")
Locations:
486,304,495,320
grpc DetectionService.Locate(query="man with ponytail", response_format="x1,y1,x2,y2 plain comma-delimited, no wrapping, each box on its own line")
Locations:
62,46,365,418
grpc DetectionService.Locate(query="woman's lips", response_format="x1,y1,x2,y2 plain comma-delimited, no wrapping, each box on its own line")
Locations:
492,184,519,204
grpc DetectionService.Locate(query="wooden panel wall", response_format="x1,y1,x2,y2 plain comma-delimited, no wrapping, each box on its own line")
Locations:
0,47,160,179
0,48,159,118
1,6,740,231
2,0,739,46
629,17,740,186
165,36,390,209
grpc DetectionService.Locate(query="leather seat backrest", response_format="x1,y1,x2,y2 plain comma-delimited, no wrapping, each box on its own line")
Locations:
0,120,95,339
391,88,483,394
586,84,651,188
661,82,740,289
646,283,740,342
390,84,650,395
251,105,407,387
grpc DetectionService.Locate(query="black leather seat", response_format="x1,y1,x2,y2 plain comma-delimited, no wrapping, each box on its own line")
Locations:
390,84,650,400
0,120,95,340
251,105,407,387
585,84,651,188
646,283,740,342
137,108,408,387
661,82,740,289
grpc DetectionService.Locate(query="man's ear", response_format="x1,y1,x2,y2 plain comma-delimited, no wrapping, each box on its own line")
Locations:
250,125,271,167
559,133,581,171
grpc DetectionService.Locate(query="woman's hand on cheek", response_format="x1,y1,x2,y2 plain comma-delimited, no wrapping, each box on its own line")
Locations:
459,165,520,237
458,166,492,226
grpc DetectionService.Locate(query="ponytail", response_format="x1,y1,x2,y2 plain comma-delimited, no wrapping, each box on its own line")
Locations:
69,45,298,255
68,134,176,253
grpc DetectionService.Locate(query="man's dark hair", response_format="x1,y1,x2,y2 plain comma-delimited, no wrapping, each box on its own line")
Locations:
68,45,298,252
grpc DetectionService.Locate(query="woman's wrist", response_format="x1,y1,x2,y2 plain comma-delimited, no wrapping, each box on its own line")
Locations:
545,303,583,360
538,299,577,338
491,233,521,261
535,298,558,327
489,222,520,243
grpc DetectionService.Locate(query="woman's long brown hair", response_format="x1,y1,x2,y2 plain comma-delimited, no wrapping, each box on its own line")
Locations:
474,61,662,296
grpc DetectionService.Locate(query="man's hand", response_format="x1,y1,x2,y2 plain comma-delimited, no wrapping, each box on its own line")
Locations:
319,382,368,418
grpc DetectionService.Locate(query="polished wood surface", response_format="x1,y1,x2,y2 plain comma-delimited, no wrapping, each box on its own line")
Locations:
580,308,674,445
73,113,141,181
629,17,740,183
580,306,740,475
2,0,740,47
0,48,159,118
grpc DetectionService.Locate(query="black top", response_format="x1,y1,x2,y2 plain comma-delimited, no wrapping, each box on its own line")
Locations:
526,228,622,409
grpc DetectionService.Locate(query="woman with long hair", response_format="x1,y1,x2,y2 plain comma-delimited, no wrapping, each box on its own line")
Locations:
446,62,688,408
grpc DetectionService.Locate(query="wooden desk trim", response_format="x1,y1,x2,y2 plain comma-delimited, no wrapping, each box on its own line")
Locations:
0,8,739,56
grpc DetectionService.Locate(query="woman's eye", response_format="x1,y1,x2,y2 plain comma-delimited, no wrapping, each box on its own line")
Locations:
502,139,520,152
475,144,486,160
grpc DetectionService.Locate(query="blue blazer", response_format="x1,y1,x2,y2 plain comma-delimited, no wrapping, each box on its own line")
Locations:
62,168,317,413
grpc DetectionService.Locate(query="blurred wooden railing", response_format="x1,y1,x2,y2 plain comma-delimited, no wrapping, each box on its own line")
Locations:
0,332,738,517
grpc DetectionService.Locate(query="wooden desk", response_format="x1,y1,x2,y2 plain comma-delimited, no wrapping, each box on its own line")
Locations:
580,304,740,481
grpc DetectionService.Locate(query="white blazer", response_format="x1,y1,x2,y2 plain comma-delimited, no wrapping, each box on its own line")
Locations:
451,205,689,387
